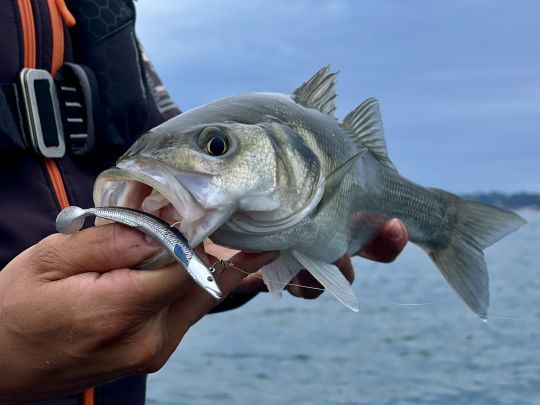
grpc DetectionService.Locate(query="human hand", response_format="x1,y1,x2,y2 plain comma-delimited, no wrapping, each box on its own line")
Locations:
0,224,278,401
207,218,408,298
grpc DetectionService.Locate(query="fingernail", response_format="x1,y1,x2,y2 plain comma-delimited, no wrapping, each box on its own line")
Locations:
389,219,403,241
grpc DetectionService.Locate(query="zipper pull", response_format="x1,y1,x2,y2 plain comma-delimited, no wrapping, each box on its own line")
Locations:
55,0,76,27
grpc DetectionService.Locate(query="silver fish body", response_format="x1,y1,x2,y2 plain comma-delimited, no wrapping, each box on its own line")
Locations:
55,206,222,300
94,67,525,316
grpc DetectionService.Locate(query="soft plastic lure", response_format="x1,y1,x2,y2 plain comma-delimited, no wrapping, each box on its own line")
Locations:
55,206,222,300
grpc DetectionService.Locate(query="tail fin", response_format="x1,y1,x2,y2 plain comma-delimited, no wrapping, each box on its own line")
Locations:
427,190,526,317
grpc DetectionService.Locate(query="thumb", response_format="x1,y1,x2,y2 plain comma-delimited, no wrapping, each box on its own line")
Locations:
168,250,281,326
31,223,162,279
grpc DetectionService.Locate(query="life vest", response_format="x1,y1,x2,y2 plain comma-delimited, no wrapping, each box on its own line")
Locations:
0,1,179,404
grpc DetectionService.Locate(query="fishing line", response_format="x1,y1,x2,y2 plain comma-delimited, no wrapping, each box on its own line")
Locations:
211,259,540,321
477,315,540,322
211,260,433,307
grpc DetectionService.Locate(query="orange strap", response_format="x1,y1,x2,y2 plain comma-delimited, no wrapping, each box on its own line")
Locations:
17,1,91,403
55,0,76,27
83,387,95,405
17,0,36,68
47,0,76,76
47,3,94,403
43,158,70,209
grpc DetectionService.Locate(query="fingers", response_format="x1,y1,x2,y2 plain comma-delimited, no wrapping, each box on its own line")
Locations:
166,251,279,334
287,253,354,299
126,262,196,310
31,224,162,279
91,250,275,320
234,270,268,293
333,253,355,284
203,239,239,260
107,243,244,312
287,270,324,299
217,251,280,297
358,218,408,263
115,247,279,312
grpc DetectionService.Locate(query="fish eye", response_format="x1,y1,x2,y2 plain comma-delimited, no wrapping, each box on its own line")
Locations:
202,129,230,156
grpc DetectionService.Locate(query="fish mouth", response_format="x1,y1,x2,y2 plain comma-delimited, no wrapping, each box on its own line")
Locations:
93,157,233,247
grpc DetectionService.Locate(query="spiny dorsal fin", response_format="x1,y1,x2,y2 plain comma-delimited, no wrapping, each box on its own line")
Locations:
341,97,397,172
292,66,337,116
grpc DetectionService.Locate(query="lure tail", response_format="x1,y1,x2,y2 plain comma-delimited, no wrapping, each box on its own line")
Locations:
426,190,526,317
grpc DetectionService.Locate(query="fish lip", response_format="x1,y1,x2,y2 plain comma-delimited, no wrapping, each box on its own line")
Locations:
94,157,193,207
94,159,197,235
93,157,232,246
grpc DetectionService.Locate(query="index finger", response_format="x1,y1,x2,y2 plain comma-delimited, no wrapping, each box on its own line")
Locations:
32,223,161,279
167,251,280,333
357,218,408,263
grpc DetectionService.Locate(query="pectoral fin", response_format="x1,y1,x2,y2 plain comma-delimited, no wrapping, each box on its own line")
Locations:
291,250,359,312
260,250,359,312
261,253,301,298
325,149,367,194
314,149,367,216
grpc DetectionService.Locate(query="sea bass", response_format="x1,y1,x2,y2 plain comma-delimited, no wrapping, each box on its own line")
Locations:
94,67,526,317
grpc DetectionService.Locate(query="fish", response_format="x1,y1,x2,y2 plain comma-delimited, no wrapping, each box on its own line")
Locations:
55,205,222,300
93,66,526,317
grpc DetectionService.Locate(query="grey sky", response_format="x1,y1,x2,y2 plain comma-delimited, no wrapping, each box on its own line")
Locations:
134,0,539,193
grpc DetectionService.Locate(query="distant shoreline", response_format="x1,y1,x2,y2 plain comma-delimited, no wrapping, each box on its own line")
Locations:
462,192,540,211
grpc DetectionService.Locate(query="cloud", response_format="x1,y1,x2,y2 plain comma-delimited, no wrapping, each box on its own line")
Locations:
134,0,540,192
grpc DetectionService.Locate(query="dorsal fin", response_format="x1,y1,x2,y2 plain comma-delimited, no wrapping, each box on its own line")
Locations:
292,66,337,116
340,98,397,172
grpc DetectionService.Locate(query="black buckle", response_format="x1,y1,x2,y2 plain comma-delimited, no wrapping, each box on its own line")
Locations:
56,63,98,156
19,68,65,158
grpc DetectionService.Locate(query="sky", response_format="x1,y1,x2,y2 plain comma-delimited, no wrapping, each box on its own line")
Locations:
134,0,539,193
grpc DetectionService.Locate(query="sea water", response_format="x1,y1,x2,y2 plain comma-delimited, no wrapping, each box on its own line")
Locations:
148,212,539,405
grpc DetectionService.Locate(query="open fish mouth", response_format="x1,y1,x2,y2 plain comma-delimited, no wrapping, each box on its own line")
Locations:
93,158,233,247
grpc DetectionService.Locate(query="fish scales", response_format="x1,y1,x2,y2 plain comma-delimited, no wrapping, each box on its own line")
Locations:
93,67,526,316
366,162,451,248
